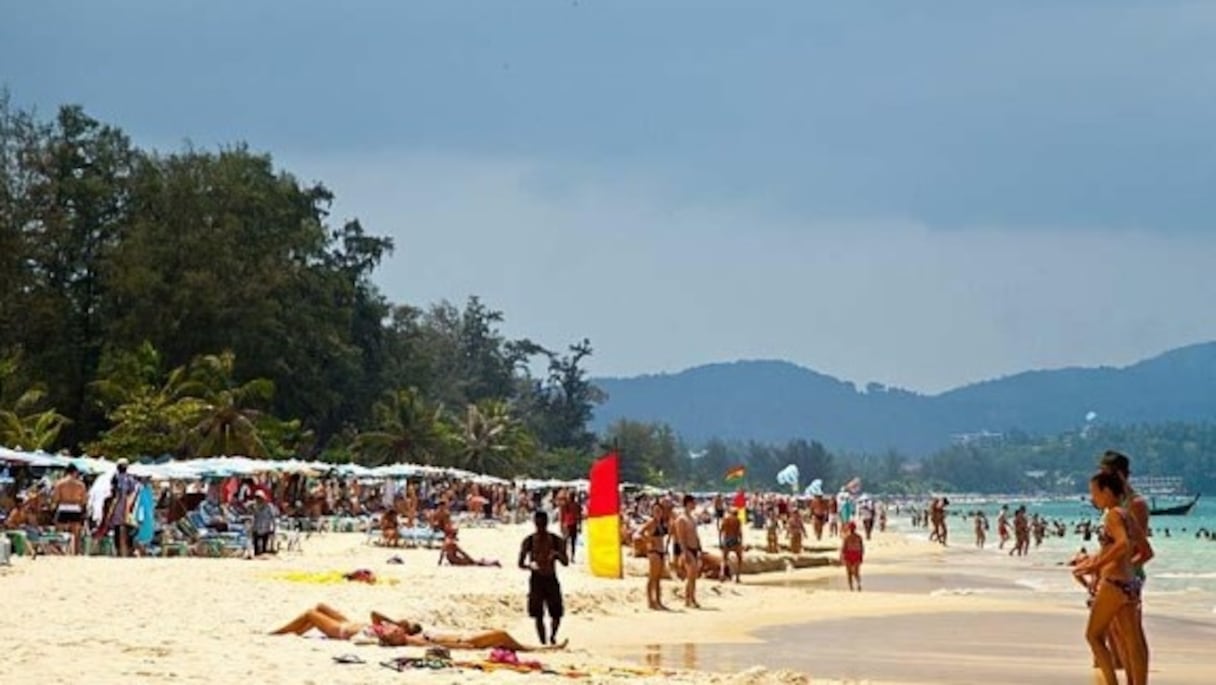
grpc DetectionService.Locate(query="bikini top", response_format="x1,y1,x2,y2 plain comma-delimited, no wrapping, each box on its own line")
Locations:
652,520,669,538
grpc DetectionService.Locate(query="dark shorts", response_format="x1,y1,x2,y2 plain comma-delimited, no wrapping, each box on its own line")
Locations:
714,508,725,520
528,573,563,619
55,510,84,524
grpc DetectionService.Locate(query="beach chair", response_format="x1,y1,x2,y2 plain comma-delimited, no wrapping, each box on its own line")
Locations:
276,529,302,553
26,527,71,555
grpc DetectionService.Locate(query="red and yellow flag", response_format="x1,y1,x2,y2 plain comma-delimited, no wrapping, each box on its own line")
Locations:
724,465,746,483
587,451,622,579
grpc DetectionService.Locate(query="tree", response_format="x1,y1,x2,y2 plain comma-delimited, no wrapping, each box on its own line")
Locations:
351,388,448,466
0,350,70,450
529,339,605,453
454,400,535,477
12,104,137,445
0,387,71,451
182,352,274,458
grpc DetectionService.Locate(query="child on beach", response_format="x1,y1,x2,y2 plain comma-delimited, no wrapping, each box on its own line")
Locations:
840,521,864,591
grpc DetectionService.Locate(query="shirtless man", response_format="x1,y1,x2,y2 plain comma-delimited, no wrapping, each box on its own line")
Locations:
674,494,703,608
719,506,744,583
52,464,88,554
810,494,828,540
519,510,568,645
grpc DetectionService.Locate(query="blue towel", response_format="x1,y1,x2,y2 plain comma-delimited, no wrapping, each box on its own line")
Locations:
135,484,156,545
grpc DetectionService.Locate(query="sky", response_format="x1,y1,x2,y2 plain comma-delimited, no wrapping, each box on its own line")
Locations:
4,1,1215,393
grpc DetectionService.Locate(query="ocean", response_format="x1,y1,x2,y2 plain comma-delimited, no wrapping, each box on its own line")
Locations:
913,497,1216,619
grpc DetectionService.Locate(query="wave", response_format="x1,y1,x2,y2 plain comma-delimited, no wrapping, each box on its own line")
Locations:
929,587,1005,597
1153,572,1216,580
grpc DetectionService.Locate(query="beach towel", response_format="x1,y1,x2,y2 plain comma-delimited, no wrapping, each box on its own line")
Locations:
87,471,114,526
263,570,400,586
135,483,156,545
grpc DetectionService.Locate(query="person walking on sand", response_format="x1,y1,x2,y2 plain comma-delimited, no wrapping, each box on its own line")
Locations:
720,505,744,584
1099,451,1154,685
674,494,703,608
859,497,876,540
810,494,828,540
1072,471,1147,685
518,510,568,645
106,459,139,557
559,490,582,563
840,521,864,591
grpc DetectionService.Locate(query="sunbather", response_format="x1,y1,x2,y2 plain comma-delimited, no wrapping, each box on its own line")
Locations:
271,603,565,651
439,537,501,567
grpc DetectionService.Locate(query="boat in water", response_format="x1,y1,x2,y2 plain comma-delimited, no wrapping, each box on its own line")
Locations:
1149,493,1201,517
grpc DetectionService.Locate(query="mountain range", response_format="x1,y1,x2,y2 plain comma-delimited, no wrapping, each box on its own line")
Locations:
591,342,1216,455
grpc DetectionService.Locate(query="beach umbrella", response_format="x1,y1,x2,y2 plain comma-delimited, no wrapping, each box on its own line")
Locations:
804,479,824,497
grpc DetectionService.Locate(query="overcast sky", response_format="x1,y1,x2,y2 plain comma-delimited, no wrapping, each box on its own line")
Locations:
4,1,1215,392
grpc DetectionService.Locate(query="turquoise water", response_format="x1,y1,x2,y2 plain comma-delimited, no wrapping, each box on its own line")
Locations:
908,498,1216,618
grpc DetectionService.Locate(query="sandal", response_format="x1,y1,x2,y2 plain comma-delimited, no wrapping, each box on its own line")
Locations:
332,654,365,665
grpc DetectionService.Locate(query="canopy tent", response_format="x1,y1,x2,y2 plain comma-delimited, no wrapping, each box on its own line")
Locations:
1,446,518,486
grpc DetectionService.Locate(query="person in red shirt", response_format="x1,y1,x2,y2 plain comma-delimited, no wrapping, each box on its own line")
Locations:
559,491,582,562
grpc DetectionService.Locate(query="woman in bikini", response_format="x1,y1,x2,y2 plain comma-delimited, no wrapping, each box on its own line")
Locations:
639,499,672,610
271,604,564,651
840,521,864,591
1072,471,1146,685
439,536,502,567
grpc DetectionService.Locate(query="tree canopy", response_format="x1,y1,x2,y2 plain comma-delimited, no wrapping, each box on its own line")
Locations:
0,94,602,477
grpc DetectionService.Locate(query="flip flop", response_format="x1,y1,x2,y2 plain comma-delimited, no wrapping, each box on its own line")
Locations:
386,556,404,565
332,654,365,665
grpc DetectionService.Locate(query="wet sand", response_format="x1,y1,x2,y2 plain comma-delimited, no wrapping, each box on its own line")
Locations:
747,570,1026,595
623,611,1216,685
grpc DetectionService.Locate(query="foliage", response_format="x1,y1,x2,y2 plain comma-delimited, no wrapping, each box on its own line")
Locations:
0,96,605,475
351,388,448,466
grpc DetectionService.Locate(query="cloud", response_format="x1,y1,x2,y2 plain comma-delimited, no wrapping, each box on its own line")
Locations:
6,2,1216,233
286,151,1216,393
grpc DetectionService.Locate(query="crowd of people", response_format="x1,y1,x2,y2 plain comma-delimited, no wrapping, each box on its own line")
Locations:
2,447,1171,684
898,451,1158,685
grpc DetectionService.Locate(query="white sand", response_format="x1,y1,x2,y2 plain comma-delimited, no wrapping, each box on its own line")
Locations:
2,521,1208,684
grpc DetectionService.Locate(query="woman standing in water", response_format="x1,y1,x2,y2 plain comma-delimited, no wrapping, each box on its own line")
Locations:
1072,471,1146,685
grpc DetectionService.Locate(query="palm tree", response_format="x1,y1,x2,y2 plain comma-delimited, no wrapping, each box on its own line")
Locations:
351,388,448,466
182,351,274,458
0,388,71,450
88,346,212,458
455,399,534,476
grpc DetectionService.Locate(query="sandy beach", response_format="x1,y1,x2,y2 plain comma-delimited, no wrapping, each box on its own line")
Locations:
3,522,1212,685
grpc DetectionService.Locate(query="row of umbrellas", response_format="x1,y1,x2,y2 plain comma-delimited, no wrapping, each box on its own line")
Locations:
0,447,588,490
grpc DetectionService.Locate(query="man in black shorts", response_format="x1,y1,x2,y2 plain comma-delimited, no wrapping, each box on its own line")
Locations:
518,510,568,645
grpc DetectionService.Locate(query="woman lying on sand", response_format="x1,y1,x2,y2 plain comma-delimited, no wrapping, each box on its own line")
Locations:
439,537,501,567
271,603,566,651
